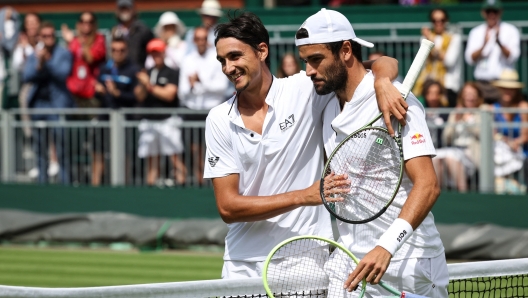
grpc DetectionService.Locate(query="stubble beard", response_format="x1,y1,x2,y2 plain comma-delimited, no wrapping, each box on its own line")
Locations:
313,58,348,96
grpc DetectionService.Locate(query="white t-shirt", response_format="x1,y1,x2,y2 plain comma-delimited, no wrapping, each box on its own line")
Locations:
204,72,335,262
178,47,230,110
464,22,520,81
322,71,444,261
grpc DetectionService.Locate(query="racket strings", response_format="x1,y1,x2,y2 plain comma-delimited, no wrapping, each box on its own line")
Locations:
266,239,362,298
324,128,402,222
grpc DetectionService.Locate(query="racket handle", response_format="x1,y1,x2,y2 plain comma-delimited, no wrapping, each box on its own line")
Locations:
400,39,434,99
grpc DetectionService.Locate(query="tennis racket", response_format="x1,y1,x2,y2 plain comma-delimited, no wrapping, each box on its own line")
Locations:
262,235,428,298
320,39,434,224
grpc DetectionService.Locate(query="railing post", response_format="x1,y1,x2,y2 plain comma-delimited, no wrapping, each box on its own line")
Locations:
110,110,125,186
479,109,494,193
1,110,15,182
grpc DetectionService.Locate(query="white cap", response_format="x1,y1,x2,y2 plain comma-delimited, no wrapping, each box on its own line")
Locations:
295,8,374,48
155,11,186,37
198,0,223,18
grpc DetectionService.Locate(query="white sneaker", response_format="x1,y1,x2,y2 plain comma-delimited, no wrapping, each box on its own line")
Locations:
48,162,60,177
28,167,39,179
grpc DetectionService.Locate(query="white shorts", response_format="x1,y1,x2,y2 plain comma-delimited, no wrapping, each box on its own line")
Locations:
327,251,449,298
137,117,184,158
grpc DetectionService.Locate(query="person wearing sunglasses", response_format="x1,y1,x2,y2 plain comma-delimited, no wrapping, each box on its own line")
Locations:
414,8,461,108
465,0,520,104
23,21,73,185
94,36,141,185
62,12,106,112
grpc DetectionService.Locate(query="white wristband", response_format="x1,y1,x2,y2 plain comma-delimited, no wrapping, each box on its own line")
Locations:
376,218,414,256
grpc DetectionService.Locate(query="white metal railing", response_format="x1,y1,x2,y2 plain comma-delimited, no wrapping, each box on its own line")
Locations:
0,108,527,194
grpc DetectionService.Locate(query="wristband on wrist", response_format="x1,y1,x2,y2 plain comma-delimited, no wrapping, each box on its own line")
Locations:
376,218,413,256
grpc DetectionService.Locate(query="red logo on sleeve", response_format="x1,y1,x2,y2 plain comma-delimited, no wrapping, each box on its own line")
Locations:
410,133,426,145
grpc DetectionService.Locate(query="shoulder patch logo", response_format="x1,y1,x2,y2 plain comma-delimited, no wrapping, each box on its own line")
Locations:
410,133,426,145
208,156,220,167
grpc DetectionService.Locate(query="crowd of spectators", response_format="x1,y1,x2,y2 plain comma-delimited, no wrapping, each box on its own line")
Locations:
0,0,526,190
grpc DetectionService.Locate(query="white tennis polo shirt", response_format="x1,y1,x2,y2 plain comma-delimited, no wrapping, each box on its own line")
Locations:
322,71,444,261
204,72,334,262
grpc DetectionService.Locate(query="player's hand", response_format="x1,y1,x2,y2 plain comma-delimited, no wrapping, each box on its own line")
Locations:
323,172,350,202
374,77,408,136
344,246,392,292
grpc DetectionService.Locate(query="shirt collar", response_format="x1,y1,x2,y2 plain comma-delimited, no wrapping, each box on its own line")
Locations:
227,75,278,127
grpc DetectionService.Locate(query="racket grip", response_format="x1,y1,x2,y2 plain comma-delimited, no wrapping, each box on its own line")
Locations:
400,39,434,99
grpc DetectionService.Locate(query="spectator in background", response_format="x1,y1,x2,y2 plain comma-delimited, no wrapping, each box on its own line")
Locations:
135,39,187,186
94,36,140,186
415,8,461,107
433,82,484,192
276,53,300,78
420,80,449,148
0,7,20,109
185,0,223,54
13,12,40,139
23,21,73,184
62,12,106,111
146,11,187,70
465,0,520,104
179,26,229,185
491,69,528,182
112,0,154,66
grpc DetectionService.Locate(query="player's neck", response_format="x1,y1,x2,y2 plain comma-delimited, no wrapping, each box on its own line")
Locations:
238,69,273,110
335,63,367,106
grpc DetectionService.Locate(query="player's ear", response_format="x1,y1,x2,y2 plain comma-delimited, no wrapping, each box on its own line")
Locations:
341,41,353,62
257,42,269,62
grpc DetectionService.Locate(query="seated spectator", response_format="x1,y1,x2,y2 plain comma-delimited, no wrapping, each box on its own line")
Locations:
23,21,73,184
94,36,140,186
433,82,485,192
179,26,229,185
62,11,106,111
276,53,300,78
415,8,462,107
145,11,187,70
491,69,528,181
420,80,449,148
134,39,187,186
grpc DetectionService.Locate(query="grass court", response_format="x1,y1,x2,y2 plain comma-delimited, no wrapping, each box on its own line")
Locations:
0,246,224,288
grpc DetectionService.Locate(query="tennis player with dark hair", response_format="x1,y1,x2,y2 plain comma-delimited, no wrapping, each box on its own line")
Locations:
205,11,407,279
296,9,447,297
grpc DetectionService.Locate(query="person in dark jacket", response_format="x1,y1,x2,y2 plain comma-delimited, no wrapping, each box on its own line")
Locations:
111,0,154,66
23,21,73,184
93,36,140,185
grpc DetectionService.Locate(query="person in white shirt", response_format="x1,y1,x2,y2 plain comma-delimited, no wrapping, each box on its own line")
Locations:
206,11,408,279
416,8,462,107
296,9,447,297
464,0,520,103
179,26,230,185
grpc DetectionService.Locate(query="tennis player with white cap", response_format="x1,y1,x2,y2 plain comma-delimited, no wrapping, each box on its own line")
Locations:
204,11,408,279
296,9,448,297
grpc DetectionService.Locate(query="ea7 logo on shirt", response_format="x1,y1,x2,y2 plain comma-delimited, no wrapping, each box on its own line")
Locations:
208,156,220,167
410,133,426,145
279,114,295,131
